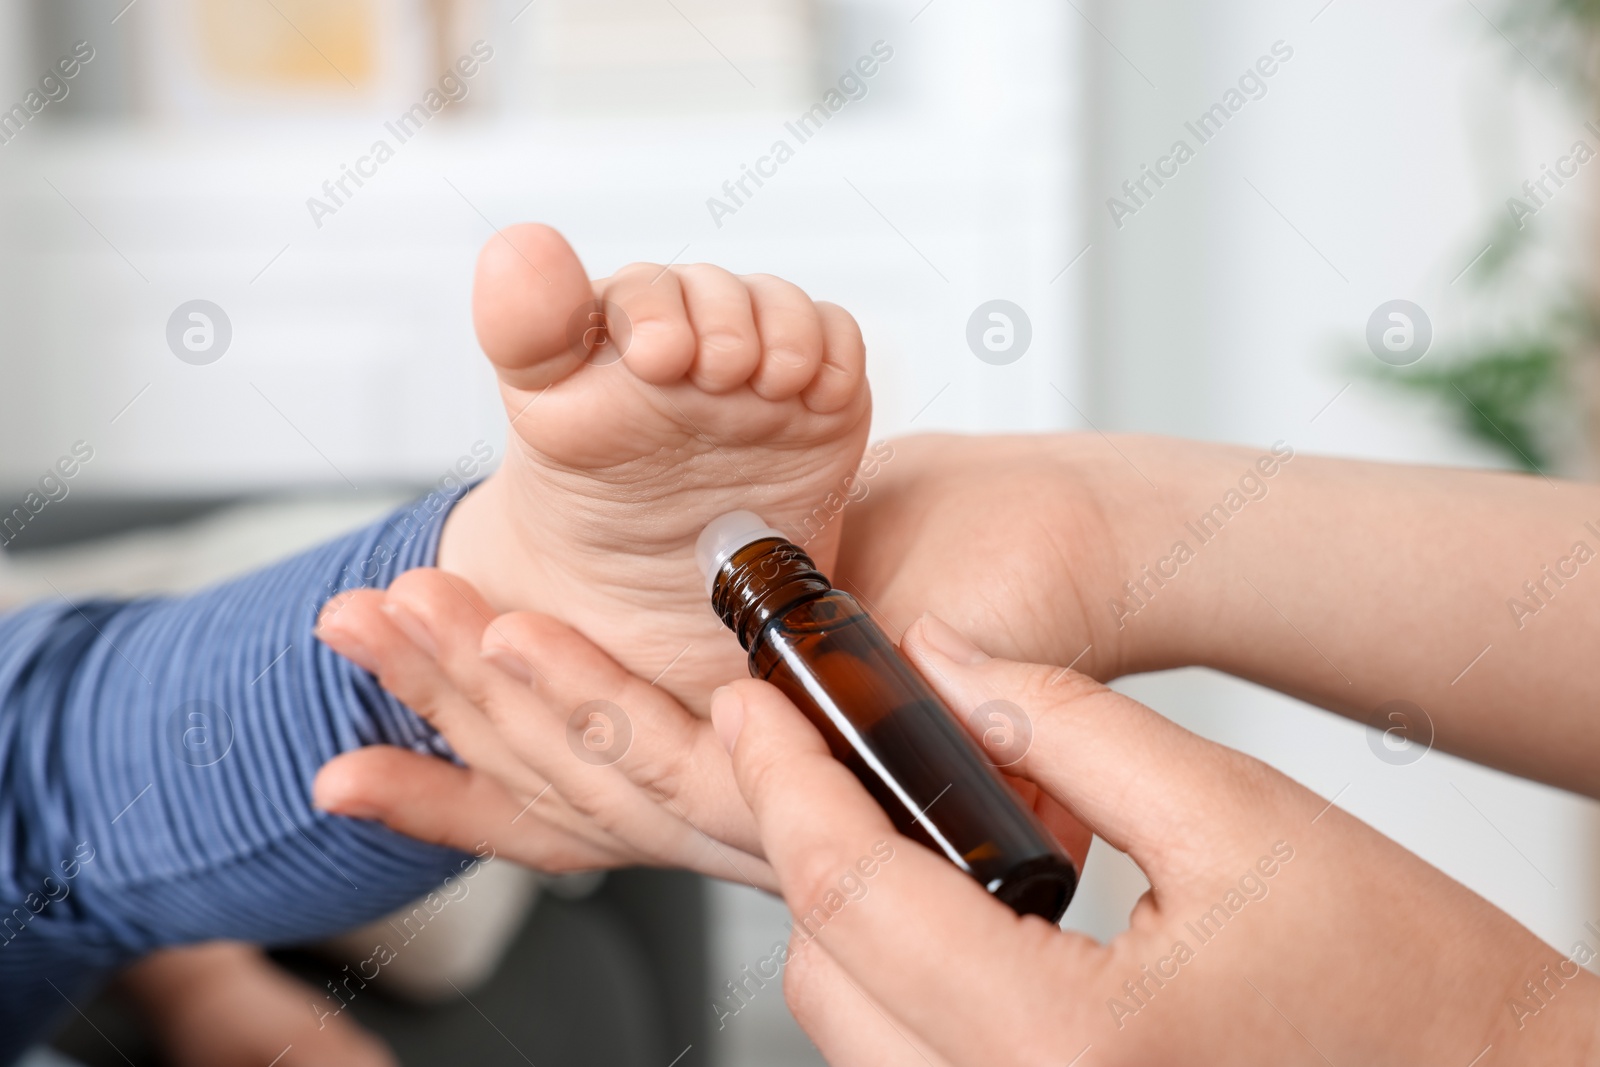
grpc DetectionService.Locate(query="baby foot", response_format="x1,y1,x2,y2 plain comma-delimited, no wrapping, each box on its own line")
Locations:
438,225,871,712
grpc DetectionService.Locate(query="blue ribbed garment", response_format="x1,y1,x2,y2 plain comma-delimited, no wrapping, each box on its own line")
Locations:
0,491,472,1063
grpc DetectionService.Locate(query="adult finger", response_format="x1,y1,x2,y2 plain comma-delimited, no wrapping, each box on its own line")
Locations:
481,611,761,852
313,746,627,872
375,575,774,886
901,613,1305,882
715,679,1095,1067
477,610,776,890
781,937,955,1067
322,573,643,859
314,582,547,799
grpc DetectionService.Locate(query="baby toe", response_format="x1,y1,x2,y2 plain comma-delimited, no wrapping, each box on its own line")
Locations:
744,273,825,401
472,223,593,392
676,264,762,393
604,264,698,384
802,301,869,415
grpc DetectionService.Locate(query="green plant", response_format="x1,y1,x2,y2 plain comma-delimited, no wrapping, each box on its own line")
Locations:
1358,337,1566,472
1358,5,1597,474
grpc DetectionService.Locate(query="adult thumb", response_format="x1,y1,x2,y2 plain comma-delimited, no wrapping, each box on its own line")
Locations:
901,614,1283,883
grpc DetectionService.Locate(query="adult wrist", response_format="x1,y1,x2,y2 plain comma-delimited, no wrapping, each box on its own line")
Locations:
1482,944,1600,1064
1077,435,1294,679
833,432,1234,682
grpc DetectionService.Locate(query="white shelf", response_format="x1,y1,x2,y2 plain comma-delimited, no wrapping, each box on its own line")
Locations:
0,0,1083,495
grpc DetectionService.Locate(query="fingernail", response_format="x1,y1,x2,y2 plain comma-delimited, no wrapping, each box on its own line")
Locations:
482,646,535,685
711,686,745,754
319,798,381,820
916,613,990,665
382,602,439,658
326,633,381,675
312,784,379,819
316,591,356,630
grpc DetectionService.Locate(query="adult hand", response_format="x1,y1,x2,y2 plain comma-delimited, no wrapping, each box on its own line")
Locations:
831,433,1189,681
713,613,1599,1066
843,433,1600,800
313,568,775,889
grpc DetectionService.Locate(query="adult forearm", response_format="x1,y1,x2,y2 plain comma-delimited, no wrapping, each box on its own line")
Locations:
1115,439,1600,795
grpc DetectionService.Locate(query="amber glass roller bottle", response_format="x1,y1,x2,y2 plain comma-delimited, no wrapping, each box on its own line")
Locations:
697,511,1078,922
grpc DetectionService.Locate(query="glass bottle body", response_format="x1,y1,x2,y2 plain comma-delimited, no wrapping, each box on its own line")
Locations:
715,540,1077,922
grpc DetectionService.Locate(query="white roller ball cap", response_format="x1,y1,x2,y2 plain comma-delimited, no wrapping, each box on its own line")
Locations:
696,511,788,595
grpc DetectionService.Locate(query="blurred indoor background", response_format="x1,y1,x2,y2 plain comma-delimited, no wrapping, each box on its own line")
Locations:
1,0,1597,1064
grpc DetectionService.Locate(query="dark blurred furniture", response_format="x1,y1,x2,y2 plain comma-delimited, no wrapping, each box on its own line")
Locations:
50,868,709,1067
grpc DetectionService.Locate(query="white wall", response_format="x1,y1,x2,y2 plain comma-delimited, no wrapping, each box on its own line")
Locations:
1078,0,1600,958
0,0,1081,497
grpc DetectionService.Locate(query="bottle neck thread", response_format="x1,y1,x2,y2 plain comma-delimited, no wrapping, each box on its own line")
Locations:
710,538,832,650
